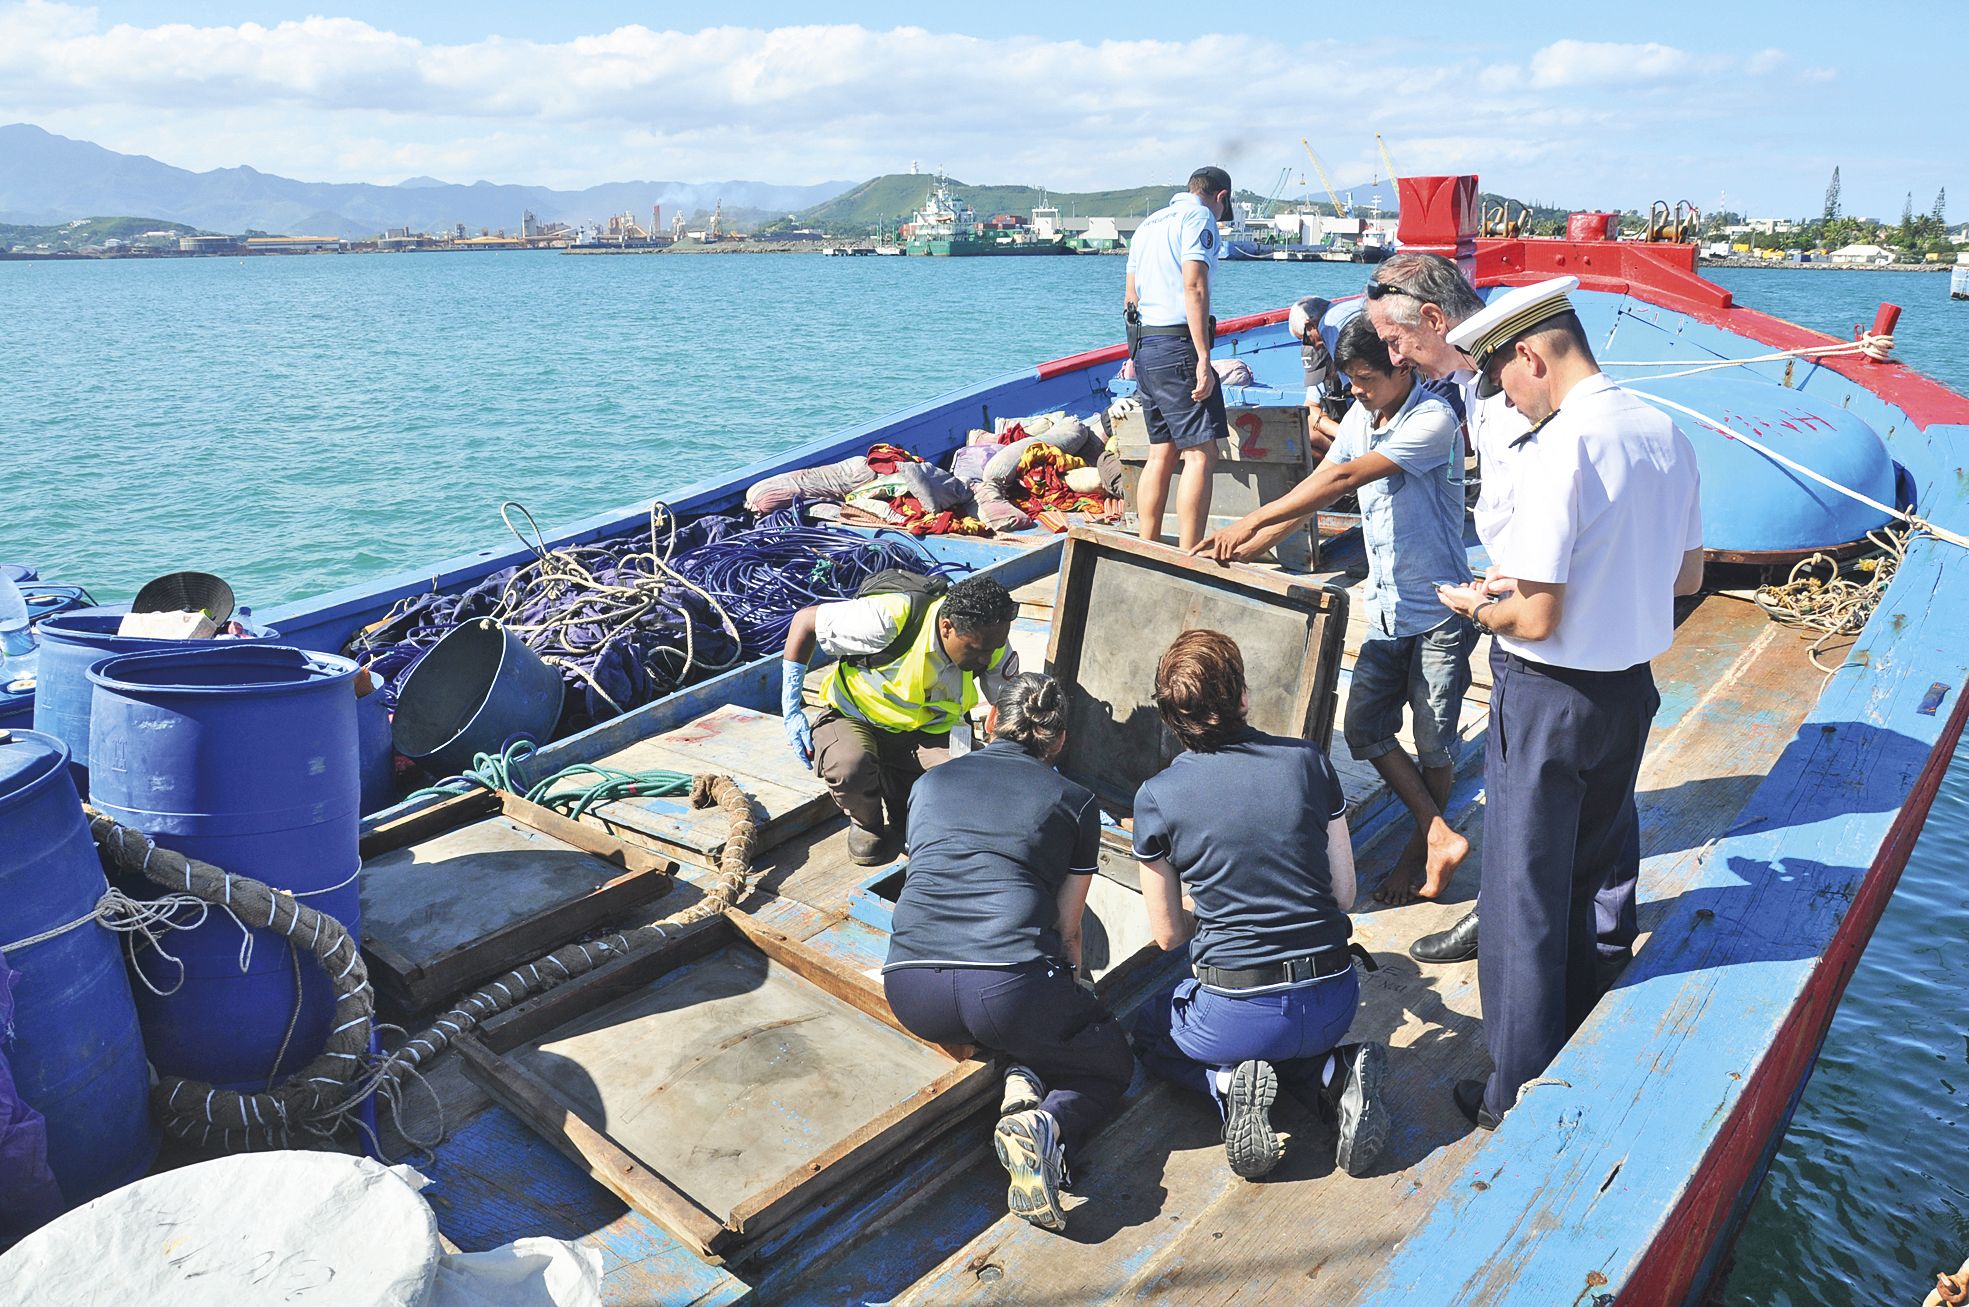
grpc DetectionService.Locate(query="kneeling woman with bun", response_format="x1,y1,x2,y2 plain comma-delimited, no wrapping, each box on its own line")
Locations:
882,672,1135,1235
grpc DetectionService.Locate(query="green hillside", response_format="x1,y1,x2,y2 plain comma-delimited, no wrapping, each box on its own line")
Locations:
800,174,1584,236
0,215,197,251
799,175,1273,234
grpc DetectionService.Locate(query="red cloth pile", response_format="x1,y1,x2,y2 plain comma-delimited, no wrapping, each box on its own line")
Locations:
1014,444,1114,518
866,442,921,474
891,495,992,537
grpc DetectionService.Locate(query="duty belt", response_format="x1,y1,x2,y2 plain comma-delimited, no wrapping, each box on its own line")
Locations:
1136,324,1191,338
1194,943,1378,992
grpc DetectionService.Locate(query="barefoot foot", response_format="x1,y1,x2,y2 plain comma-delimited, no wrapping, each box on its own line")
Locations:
1374,859,1422,906
1418,820,1470,899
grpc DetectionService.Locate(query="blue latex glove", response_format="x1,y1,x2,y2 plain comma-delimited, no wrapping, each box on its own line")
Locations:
781,659,813,766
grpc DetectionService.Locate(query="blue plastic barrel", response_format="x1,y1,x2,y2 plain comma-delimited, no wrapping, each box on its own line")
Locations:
355,687,395,815
86,646,360,1089
33,607,277,789
392,619,564,778
0,564,38,585
0,729,157,1206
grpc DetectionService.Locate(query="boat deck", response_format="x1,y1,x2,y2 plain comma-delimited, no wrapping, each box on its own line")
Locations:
380,549,1827,1305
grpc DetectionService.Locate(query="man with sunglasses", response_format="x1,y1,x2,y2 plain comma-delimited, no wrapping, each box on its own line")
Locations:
1125,166,1234,550
1360,253,1520,967
1432,276,1703,1130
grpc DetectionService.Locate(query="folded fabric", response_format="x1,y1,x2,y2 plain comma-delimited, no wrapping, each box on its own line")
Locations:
949,445,995,484
895,462,969,512
973,480,1034,532
744,453,877,513
983,423,1105,488
1213,358,1255,386
866,442,921,474
1014,444,1112,518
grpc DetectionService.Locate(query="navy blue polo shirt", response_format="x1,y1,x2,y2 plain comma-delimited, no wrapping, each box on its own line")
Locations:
884,740,1102,971
1131,727,1351,969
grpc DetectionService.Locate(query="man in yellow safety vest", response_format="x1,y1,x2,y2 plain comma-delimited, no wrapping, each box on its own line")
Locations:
782,576,1020,864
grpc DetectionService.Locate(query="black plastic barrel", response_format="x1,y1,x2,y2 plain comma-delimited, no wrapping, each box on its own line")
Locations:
86,645,360,1089
33,607,278,789
0,730,157,1206
392,619,564,777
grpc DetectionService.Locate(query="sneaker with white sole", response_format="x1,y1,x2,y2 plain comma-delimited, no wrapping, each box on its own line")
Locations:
1323,1042,1390,1177
1000,1064,1044,1117
993,1108,1067,1232
1222,1060,1283,1179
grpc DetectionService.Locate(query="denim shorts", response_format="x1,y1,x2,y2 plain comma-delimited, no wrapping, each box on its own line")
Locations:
1135,334,1228,452
1344,617,1479,769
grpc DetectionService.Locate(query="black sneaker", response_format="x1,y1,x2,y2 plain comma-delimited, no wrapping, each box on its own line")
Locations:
1222,1060,1283,1179
845,821,889,866
993,1109,1067,1232
1323,1042,1390,1176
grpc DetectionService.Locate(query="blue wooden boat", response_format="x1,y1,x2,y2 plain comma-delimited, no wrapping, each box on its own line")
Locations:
39,173,1967,1305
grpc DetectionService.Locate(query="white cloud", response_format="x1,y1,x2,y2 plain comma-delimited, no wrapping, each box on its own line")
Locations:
0,3,1875,213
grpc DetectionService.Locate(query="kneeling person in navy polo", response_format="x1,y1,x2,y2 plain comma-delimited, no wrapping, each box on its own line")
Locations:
883,673,1134,1234
1129,629,1390,1179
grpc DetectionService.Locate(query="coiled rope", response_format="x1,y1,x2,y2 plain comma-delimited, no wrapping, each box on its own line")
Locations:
1603,331,1896,381
65,774,759,1155
1754,528,1907,676
407,738,695,821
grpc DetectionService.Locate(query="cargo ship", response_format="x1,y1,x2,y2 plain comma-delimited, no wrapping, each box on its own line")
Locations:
900,173,1070,256
5,171,1967,1305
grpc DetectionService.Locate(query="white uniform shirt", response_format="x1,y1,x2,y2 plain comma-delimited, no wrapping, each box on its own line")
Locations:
1126,193,1219,327
1487,373,1702,672
1454,367,1532,548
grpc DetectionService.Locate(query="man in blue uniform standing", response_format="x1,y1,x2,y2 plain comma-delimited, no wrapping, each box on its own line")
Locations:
1435,277,1704,1129
1126,166,1233,551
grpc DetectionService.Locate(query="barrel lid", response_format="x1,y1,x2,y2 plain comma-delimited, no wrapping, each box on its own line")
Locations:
87,643,356,696
0,728,69,808
0,563,37,585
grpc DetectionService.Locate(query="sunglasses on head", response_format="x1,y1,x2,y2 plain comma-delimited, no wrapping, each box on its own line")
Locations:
1364,281,1418,301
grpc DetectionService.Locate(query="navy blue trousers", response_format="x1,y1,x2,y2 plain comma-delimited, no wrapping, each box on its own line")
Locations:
883,960,1133,1154
1132,969,1359,1115
1480,649,1658,1118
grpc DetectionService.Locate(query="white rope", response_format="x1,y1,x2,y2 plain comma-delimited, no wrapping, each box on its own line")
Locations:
1619,385,1969,552
1603,332,1895,381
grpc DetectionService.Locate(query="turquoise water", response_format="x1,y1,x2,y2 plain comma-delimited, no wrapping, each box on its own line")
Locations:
4,253,1968,1300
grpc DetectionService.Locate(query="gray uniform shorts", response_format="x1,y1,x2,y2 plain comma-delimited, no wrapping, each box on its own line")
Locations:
1344,618,1480,770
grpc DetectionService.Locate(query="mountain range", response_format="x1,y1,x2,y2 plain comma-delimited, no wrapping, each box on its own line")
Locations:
0,124,855,239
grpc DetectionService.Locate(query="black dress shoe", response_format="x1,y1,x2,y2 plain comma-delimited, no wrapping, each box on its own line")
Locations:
1409,910,1479,964
1454,1078,1501,1131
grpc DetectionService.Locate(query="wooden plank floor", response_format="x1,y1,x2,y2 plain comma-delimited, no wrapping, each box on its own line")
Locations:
386,571,1826,1306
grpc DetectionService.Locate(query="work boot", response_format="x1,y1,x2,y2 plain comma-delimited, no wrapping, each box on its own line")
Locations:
1001,1064,1045,1117
993,1109,1068,1232
1221,1060,1283,1179
1409,909,1479,964
845,820,889,866
1454,1078,1501,1131
1322,1042,1390,1177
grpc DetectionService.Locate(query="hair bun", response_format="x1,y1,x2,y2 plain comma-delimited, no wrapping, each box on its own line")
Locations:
1029,680,1059,713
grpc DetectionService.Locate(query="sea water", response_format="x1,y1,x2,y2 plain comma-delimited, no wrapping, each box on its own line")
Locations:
4,253,1967,1302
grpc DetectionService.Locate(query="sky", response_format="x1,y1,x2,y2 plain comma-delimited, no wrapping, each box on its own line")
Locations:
0,0,1952,219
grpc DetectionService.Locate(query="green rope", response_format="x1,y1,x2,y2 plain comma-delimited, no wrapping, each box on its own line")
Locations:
405,738,691,822
522,762,692,821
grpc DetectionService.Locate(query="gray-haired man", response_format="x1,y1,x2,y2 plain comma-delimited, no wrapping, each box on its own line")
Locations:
1361,253,1637,980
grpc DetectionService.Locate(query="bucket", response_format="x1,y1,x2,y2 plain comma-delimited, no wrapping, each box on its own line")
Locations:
1567,211,1618,242
33,606,278,789
0,729,157,1208
130,571,235,626
86,645,360,1088
392,619,564,778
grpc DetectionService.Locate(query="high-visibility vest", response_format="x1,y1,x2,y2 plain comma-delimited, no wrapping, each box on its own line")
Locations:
820,595,1008,734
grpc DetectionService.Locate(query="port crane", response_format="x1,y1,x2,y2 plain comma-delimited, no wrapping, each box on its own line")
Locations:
1374,133,1402,182
1299,138,1350,219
